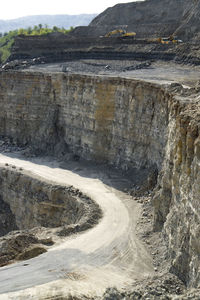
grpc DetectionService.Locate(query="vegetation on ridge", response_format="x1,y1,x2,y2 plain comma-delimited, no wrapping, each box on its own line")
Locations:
0,24,74,63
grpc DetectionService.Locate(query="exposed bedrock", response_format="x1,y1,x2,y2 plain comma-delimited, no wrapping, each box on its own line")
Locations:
0,166,102,236
0,71,199,287
0,165,102,267
0,71,169,171
153,97,200,287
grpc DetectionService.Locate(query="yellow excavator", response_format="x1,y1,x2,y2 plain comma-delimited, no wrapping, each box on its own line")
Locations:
122,32,136,37
105,29,136,38
105,29,126,37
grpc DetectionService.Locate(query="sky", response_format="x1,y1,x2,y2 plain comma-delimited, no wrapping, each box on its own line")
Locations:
0,0,143,20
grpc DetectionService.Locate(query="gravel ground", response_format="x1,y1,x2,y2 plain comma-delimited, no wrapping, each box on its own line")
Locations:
27,59,151,74
26,59,200,87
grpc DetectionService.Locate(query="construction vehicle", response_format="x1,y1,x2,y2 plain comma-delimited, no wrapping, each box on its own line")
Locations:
105,29,126,37
157,35,183,44
161,38,170,44
122,32,136,38
169,35,183,43
105,29,136,38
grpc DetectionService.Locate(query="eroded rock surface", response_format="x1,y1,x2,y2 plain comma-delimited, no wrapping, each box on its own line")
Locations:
153,93,200,287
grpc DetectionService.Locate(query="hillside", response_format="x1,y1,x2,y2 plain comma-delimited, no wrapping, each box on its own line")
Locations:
73,0,200,41
0,14,97,33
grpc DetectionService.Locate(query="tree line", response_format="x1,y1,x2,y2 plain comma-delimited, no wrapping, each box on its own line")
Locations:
0,24,74,63
0,24,74,37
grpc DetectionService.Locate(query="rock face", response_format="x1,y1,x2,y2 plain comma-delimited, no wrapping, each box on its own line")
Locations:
153,95,200,287
0,195,17,236
0,72,59,154
0,166,102,235
0,71,169,172
10,34,178,64
0,70,199,288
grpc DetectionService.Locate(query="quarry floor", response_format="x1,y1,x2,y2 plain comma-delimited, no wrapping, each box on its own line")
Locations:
0,152,157,299
26,59,200,87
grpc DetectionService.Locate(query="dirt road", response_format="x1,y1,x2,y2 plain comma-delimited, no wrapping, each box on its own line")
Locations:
0,154,154,299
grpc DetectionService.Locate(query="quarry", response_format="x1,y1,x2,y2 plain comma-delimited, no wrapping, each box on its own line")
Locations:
0,0,200,299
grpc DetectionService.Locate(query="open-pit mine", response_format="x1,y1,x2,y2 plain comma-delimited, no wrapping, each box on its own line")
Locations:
0,0,200,299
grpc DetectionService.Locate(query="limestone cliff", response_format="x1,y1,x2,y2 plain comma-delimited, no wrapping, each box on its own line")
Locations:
153,93,200,287
0,71,169,171
0,72,58,154
0,70,199,287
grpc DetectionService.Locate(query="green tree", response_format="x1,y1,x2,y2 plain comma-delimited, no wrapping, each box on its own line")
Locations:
18,28,26,35
33,25,39,32
26,27,32,34
53,26,59,32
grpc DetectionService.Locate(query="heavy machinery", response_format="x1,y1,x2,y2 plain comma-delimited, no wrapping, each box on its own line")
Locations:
122,32,136,37
157,35,183,44
105,29,136,38
105,29,126,37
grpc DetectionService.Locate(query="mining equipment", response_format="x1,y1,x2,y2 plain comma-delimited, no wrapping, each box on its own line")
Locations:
105,29,136,38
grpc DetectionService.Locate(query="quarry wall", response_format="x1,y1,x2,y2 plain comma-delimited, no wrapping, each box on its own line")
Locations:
153,96,200,287
0,70,199,287
0,71,169,170
10,35,177,63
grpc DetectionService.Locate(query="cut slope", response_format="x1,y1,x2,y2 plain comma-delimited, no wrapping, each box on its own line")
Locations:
84,0,200,40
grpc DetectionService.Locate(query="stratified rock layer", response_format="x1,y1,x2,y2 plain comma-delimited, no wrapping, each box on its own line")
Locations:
153,95,200,287
0,70,199,287
0,166,102,236
0,71,169,171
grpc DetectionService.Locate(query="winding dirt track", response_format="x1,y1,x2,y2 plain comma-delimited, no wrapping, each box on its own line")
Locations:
0,154,154,299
